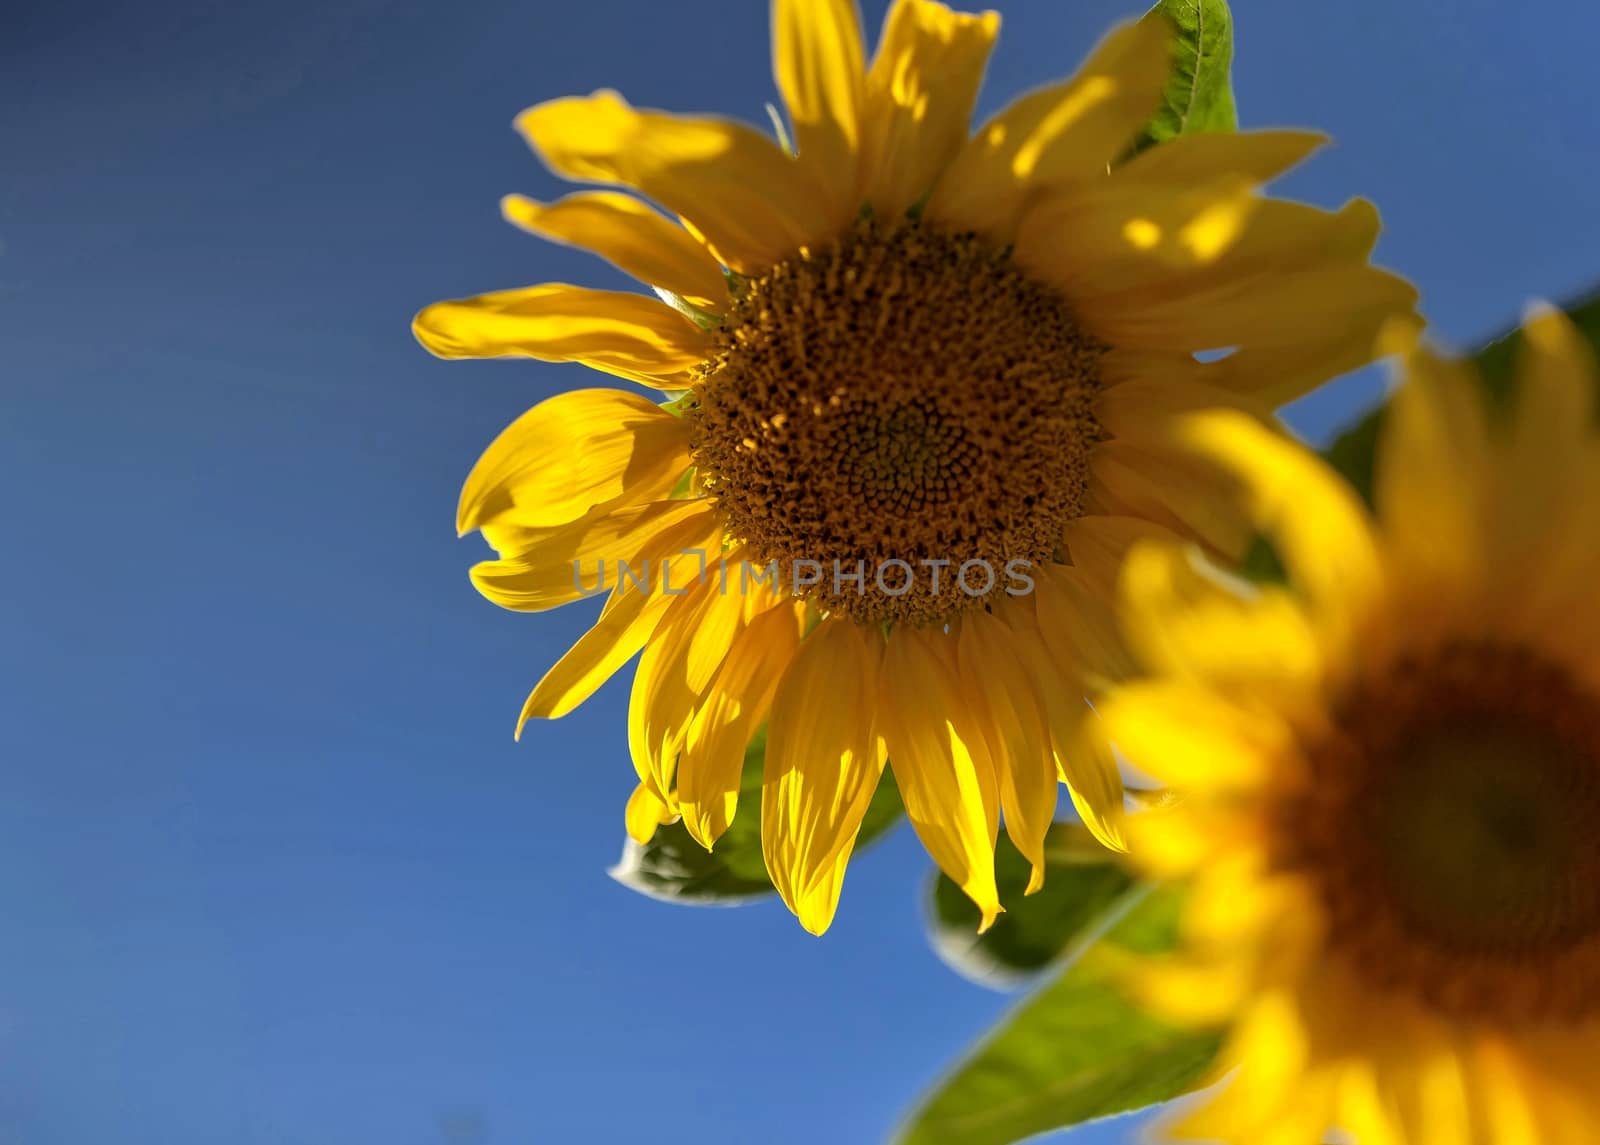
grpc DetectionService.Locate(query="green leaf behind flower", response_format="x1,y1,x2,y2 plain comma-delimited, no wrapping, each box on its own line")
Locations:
895,881,1221,1145
1131,0,1237,155
927,824,1137,989
608,730,903,904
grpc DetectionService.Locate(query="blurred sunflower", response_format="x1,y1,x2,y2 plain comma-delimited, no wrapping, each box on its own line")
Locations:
415,0,1418,934
1105,309,1600,1142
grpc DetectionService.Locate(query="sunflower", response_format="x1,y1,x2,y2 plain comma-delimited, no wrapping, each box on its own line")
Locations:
1103,309,1600,1142
414,0,1418,935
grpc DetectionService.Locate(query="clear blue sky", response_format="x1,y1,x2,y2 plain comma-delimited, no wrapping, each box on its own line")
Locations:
2,2,1596,1142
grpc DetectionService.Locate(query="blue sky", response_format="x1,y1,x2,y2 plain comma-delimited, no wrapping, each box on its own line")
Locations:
2,1,1596,1142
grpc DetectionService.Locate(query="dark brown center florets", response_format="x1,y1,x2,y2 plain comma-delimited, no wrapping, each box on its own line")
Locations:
685,216,1106,625
1278,641,1600,1024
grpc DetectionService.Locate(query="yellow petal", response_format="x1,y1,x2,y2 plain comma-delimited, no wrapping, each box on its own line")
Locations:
1206,307,1423,407
879,624,1002,929
678,598,806,849
1162,991,1324,1144
1125,798,1241,878
1061,513,1189,595
1116,541,1324,703
1502,454,1600,662
1023,185,1383,308
1191,1074,1338,1145
1397,1037,1474,1145
773,0,865,215
793,828,861,936
1331,1059,1407,1145
1100,351,1209,396
1097,678,1292,791
1087,437,1257,561
413,283,710,385
1077,262,1419,355
1521,1021,1600,1143
1094,371,1273,444
501,191,728,308
1018,569,1140,818
1177,411,1383,661
516,90,842,272
517,519,721,728
1470,1036,1543,1145
1513,304,1598,460
469,499,708,613
1032,562,1140,688
1375,345,1492,607
1126,951,1258,1027
1051,704,1129,853
1185,195,1382,281
519,585,661,732
627,569,741,807
1030,518,1184,687
1113,129,1327,186
624,782,676,845
1015,175,1261,297
626,548,779,810
1495,304,1598,564
761,619,886,934
1492,311,1600,638
858,0,1000,218
956,608,1057,892
1186,853,1319,955
925,17,1169,239
457,387,693,534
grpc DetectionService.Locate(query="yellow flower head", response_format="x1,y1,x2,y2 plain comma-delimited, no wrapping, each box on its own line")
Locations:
414,0,1418,935
1106,309,1600,1143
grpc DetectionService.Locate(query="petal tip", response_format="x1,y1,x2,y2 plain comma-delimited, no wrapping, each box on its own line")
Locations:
411,304,453,359
679,810,719,853
1520,299,1575,346
1377,313,1426,360
454,496,477,538
974,902,1005,934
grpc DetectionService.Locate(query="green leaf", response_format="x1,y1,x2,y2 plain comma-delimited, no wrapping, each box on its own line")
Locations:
895,882,1222,1145
926,824,1137,989
1131,0,1237,155
608,730,904,904
1321,288,1600,504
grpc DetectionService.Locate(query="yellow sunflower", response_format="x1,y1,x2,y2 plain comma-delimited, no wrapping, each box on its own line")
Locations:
414,0,1419,935
1104,309,1600,1143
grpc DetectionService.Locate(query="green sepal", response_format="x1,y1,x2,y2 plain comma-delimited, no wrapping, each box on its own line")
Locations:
653,286,722,331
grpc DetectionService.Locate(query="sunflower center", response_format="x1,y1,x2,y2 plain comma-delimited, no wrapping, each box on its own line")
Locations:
1280,641,1600,1023
686,217,1105,625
